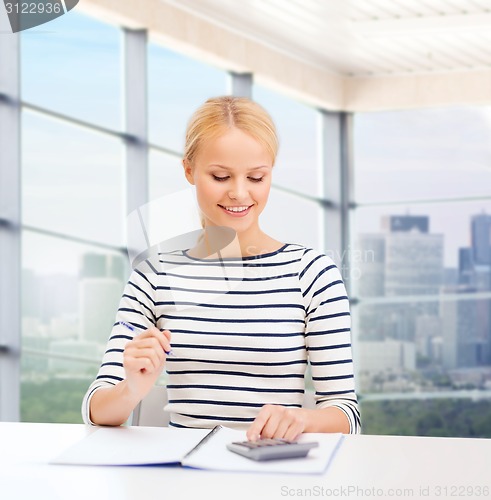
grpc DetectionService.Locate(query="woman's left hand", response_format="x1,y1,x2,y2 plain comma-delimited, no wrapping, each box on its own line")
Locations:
246,404,308,442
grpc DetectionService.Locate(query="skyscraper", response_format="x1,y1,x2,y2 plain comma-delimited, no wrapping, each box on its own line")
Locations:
357,215,443,350
78,252,126,343
355,234,386,341
441,285,486,369
471,213,491,266
382,215,429,234
356,234,385,298
458,247,474,285
385,231,443,298
444,214,491,369
80,253,106,279
80,253,128,281
79,277,123,343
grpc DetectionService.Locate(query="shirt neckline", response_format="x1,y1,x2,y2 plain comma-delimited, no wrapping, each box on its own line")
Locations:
182,243,291,262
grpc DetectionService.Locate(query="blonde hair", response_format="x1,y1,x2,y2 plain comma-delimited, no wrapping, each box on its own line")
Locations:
184,95,279,167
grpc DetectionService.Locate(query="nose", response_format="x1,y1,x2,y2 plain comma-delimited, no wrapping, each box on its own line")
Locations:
228,179,248,201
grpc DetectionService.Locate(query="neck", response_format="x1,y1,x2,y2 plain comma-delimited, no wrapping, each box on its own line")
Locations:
191,224,274,259
219,225,279,258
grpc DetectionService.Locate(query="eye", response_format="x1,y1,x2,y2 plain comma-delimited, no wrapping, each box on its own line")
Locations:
249,177,263,183
212,175,229,182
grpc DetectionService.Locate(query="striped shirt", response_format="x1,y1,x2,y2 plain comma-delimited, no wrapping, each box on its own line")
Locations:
81,243,361,433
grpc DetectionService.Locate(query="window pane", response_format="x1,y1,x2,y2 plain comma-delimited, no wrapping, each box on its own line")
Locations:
21,11,121,130
22,110,124,246
21,359,99,424
22,231,128,339
149,149,189,201
354,295,491,392
353,107,491,437
253,85,320,197
352,202,491,300
354,107,491,203
360,398,491,438
22,231,128,422
261,188,322,251
148,44,228,152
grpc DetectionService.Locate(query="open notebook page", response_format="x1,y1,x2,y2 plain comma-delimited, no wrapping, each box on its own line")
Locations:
50,426,210,466
184,427,344,475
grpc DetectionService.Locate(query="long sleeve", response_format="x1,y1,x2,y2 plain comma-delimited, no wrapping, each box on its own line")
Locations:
299,248,361,434
81,264,157,425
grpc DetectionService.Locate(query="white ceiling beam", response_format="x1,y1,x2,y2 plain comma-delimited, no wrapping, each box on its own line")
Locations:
345,68,491,111
76,0,491,112
78,0,346,111
353,12,491,37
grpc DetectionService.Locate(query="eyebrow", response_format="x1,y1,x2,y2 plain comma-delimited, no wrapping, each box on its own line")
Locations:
207,164,270,171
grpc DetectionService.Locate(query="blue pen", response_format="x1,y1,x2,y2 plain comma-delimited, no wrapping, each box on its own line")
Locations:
118,321,175,357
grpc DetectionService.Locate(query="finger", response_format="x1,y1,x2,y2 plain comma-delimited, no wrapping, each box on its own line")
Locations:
148,327,173,353
131,338,166,363
270,415,291,440
159,329,173,354
284,425,304,443
283,421,304,442
127,348,162,372
159,328,171,342
283,412,306,442
124,356,153,374
131,326,159,339
132,347,164,370
134,328,172,355
247,405,273,441
260,408,284,439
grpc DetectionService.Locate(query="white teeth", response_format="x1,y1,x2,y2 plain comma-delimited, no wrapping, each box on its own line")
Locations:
222,206,250,213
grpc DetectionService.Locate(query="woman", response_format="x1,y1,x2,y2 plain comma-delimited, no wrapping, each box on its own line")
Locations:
82,96,360,440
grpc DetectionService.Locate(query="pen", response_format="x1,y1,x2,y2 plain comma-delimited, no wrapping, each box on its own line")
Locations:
118,321,175,357
182,425,223,460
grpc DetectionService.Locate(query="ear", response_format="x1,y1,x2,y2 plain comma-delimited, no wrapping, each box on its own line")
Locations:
183,159,195,185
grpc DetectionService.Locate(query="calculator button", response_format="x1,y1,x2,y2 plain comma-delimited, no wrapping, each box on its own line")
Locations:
231,441,254,448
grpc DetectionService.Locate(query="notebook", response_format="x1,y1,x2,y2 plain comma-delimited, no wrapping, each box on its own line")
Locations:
50,425,344,475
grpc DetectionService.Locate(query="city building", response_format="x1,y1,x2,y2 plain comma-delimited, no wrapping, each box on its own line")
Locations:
382,215,429,234
357,215,444,348
357,340,416,373
79,277,123,344
471,213,491,266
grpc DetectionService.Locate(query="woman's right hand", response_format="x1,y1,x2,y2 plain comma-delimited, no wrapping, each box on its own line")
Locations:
123,327,172,400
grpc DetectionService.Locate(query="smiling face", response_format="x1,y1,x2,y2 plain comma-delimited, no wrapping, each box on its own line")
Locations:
183,127,273,236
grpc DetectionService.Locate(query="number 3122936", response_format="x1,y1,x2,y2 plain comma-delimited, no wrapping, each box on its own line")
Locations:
5,3,63,14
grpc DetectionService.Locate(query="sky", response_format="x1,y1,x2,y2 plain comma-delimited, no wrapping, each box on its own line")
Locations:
16,9,491,275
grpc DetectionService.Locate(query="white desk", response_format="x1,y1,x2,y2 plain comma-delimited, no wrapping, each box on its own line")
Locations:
1,422,490,500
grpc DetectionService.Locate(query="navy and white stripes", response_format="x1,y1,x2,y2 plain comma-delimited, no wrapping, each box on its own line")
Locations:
81,243,361,433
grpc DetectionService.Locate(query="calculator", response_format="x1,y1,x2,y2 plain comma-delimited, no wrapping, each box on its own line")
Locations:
226,438,319,461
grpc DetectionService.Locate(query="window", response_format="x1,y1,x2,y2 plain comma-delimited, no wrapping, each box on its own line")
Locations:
353,107,491,437
148,44,228,152
253,84,321,198
22,110,124,246
17,11,126,423
253,84,324,251
21,231,127,423
149,149,189,202
354,108,491,203
21,11,121,130
261,189,323,251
